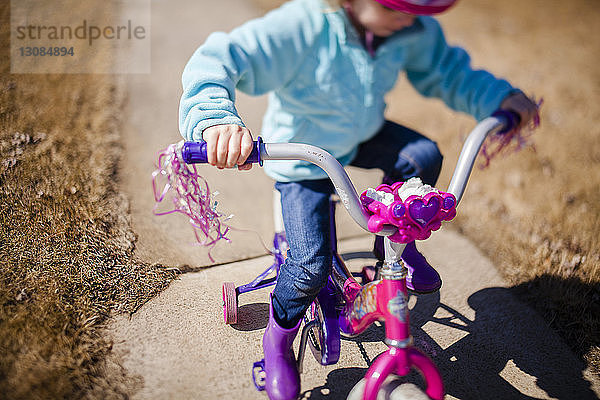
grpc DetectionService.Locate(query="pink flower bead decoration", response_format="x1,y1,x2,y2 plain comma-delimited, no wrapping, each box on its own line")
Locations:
360,182,457,243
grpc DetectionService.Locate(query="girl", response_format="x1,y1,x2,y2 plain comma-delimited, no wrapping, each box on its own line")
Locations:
179,0,538,398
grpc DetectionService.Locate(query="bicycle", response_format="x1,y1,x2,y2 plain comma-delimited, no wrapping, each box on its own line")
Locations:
175,110,522,400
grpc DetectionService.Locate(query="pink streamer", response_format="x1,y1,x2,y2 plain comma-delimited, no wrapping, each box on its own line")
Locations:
152,142,231,262
480,98,543,168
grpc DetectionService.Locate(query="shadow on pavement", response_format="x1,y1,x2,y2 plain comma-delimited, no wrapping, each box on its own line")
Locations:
510,273,600,377
301,367,367,399
231,302,269,331
303,285,597,399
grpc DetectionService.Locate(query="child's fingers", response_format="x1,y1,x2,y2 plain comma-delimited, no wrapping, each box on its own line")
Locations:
525,100,539,125
202,127,220,167
513,96,534,123
501,92,539,128
226,128,242,168
237,129,254,170
519,104,538,128
215,128,232,169
202,125,252,170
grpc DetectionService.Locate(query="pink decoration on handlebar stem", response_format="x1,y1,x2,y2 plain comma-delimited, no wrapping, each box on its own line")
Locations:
360,182,456,243
152,142,231,262
480,98,543,168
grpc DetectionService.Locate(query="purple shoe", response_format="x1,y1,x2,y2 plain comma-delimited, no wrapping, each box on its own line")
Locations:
262,296,301,400
373,237,441,294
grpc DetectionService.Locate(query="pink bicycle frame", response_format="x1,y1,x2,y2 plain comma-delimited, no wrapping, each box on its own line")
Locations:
339,240,444,400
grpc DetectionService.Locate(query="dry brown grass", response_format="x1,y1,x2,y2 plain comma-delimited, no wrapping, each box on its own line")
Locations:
253,0,600,373
0,3,176,398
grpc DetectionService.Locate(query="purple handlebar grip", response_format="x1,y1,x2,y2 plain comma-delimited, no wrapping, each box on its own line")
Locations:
492,110,521,134
181,136,263,166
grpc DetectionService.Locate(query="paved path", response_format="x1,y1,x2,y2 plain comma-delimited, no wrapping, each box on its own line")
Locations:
111,0,600,399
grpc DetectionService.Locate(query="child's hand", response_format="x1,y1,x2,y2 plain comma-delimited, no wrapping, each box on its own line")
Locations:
500,92,539,128
202,125,254,171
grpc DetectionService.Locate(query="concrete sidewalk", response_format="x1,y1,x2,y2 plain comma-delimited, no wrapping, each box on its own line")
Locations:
112,0,600,398
111,233,599,399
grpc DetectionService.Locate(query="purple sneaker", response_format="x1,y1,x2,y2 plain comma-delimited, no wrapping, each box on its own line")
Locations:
373,237,441,294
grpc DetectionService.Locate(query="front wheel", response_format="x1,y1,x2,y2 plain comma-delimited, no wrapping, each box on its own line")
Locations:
346,378,430,400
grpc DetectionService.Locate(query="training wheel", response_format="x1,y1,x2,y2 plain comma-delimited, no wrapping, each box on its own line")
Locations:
222,282,238,324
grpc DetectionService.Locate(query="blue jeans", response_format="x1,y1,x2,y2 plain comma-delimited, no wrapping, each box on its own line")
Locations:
272,121,443,327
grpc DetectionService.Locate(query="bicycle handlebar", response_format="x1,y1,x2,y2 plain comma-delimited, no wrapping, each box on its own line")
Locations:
447,110,518,203
181,137,265,165
179,110,519,236
180,139,393,235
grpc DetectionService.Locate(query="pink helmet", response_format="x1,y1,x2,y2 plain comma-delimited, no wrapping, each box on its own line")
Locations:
374,0,458,15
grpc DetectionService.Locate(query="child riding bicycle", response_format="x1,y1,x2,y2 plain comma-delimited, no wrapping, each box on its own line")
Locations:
179,0,538,398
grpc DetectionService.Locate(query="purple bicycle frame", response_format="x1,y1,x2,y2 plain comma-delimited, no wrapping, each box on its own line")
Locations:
236,232,286,296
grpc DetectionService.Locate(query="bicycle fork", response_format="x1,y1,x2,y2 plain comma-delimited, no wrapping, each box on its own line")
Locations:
359,238,444,400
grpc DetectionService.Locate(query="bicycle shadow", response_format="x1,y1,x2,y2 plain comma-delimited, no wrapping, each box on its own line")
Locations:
303,283,598,400
231,302,269,331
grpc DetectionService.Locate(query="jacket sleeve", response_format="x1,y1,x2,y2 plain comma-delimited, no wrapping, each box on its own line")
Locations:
179,0,322,141
404,17,516,121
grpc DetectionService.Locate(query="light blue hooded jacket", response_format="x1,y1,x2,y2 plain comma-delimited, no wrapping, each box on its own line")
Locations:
179,0,515,182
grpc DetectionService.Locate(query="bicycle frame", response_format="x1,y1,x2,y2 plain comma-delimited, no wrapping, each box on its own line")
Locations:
298,201,444,400
181,111,518,399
